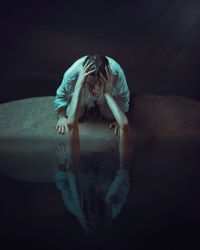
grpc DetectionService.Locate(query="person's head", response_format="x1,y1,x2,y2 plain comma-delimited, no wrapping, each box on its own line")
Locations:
83,55,109,96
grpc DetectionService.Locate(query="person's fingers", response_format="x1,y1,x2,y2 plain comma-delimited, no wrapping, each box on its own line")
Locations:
83,59,91,69
100,77,104,86
100,72,106,80
115,123,119,136
109,122,115,129
54,124,58,131
106,65,112,82
84,61,94,71
58,125,62,134
61,125,65,134
109,122,119,136
108,65,112,75
114,126,118,136
108,67,113,82
100,84,104,92
64,125,67,135
85,68,96,76
85,60,93,68
58,126,62,134
56,125,60,133
100,72,106,82
117,127,119,137
65,124,68,135
105,65,110,77
83,60,89,69
60,126,64,134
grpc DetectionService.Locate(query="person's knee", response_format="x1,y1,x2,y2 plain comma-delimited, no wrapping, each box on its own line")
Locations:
119,116,129,134
121,121,129,132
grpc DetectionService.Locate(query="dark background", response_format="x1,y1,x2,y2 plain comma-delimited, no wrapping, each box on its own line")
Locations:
1,0,200,104
0,2,200,249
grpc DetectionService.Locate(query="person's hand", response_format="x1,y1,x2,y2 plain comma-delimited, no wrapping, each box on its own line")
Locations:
109,121,119,136
56,143,68,165
100,65,114,94
54,117,70,134
81,220,96,235
105,170,130,203
77,60,96,87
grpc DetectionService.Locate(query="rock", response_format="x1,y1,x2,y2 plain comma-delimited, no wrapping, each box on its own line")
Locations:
0,94,199,145
0,94,199,182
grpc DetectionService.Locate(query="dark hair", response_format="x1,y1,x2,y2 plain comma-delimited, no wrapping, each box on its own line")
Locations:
83,54,109,80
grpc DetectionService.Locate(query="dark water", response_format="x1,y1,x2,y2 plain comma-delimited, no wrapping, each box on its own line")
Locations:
0,138,199,250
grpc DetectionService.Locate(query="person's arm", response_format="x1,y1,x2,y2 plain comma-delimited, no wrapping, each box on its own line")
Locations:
54,70,74,134
100,66,128,129
104,92,128,129
101,66,131,169
67,61,96,125
104,92,131,168
54,56,87,113
54,60,95,134
54,72,72,115
57,107,66,118
114,68,130,114
66,78,85,125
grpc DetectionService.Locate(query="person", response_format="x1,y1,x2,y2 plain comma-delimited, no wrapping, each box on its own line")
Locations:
54,54,131,172
54,54,130,136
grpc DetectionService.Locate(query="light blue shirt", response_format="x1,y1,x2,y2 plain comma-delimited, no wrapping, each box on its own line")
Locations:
54,55,130,113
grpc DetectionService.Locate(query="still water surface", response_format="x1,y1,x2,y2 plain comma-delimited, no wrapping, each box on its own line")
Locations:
0,138,199,250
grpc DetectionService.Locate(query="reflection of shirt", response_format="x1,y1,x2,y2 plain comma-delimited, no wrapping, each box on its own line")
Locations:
54,55,130,112
55,171,82,219
105,170,130,219
54,168,130,223
55,169,112,224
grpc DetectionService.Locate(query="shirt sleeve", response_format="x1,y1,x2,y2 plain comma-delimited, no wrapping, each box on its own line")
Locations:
114,68,130,113
54,57,86,111
54,72,74,111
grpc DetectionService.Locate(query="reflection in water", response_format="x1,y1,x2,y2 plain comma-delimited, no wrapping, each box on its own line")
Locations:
0,137,199,249
53,106,132,234
54,142,131,234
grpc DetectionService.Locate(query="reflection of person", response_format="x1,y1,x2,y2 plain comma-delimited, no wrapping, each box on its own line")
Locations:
54,55,130,136
55,143,130,234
